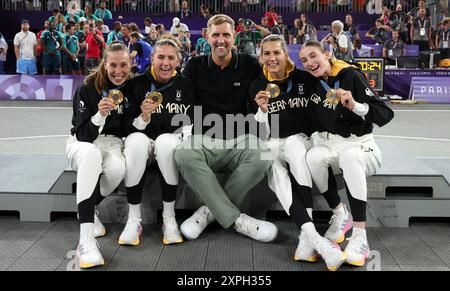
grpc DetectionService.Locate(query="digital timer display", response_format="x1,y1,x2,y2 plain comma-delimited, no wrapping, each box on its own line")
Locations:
354,58,384,92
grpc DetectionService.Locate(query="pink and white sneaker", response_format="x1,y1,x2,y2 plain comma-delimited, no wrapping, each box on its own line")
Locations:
325,204,353,244
344,228,370,267
118,218,143,246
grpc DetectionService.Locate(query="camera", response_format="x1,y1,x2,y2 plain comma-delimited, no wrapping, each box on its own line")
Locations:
326,35,336,44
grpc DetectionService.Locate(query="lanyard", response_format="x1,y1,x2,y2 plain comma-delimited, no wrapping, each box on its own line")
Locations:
102,82,127,98
319,80,340,94
150,79,176,94
418,18,427,28
443,30,449,42
392,41,398,50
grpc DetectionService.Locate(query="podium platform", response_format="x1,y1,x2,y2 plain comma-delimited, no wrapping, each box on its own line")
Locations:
1,140,449,228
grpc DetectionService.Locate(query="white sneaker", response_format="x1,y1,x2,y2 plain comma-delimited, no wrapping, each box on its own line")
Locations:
344,228,370,267
180,206,215,240
91,211,106,238
234,214,278,243
325,204,353,244
308,234,346,271
294,231,319,262
77,237,104,269
162,216,183,245
118,217,143,246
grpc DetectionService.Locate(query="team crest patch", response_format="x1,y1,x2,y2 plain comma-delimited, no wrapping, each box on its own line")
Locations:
176,90,182,102
365,88,375,97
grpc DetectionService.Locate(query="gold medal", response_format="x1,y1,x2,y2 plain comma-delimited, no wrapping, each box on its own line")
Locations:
108,89,124,106
326,89,340,105
146,91,163,107
130,50,137,59
266,83,280,99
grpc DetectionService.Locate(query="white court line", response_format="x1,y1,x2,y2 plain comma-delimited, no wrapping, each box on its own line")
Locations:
417,157,450,159
392,110,450,112
375,135,450,142
0,135,70,141
0,107,71,110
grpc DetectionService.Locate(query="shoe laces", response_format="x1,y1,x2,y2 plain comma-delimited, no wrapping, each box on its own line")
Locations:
124,217,142,232
236,215,259,236
346,232,368,254
163,216,178,230
80,237,100,254
193,207,213,224
327,214,341,233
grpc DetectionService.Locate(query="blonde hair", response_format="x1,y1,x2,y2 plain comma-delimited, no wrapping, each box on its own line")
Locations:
207,14,235,34
84,41,131,94
302,40,327,53
152,39,182,62
260,34,289,55
160,32,182,48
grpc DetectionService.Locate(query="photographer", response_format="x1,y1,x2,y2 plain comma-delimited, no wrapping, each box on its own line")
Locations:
365,20,389,46
322,20,353,62
85,23,105,72
235,19,269,56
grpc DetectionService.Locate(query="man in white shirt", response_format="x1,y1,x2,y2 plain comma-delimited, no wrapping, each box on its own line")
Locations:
14,19,38,75
353,38,374,57
0,32,7,74
170,17,189,36
322,20,353,62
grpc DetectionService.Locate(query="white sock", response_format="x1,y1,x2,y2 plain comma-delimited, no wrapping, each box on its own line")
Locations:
162,201,176,218
306,208,313,220
301,222,319,239
80,223,93,242
352,227,367,239
128,203,141,220
333,203,346,216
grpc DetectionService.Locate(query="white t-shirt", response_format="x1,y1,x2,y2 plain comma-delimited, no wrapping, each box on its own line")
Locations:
13,31,37,60
336,32,349,49
0,37,8,61
145,23,156,35
170,23,189,35
357,45,372,57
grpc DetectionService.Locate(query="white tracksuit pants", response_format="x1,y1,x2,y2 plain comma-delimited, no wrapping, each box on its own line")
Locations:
306,132,382,202
123,132,155,188
265,134,313,214
124,132,183,188
154,133,184,185
66,135,126,205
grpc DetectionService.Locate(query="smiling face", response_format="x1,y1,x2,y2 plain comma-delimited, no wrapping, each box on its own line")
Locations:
105,50,130,86
151,44,180,84
261,40,288,78
207,22,234,60
299,45,332,78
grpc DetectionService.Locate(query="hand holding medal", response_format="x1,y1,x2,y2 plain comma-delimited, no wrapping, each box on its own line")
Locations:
336,89,356,110
255,90,270,113
98,96,117,117
266,83,280,99
141,91,163,122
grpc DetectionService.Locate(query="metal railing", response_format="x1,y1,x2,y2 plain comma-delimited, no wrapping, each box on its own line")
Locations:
0,0,438,15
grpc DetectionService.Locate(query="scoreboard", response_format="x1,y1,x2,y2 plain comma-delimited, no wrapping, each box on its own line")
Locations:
354,58,384,92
